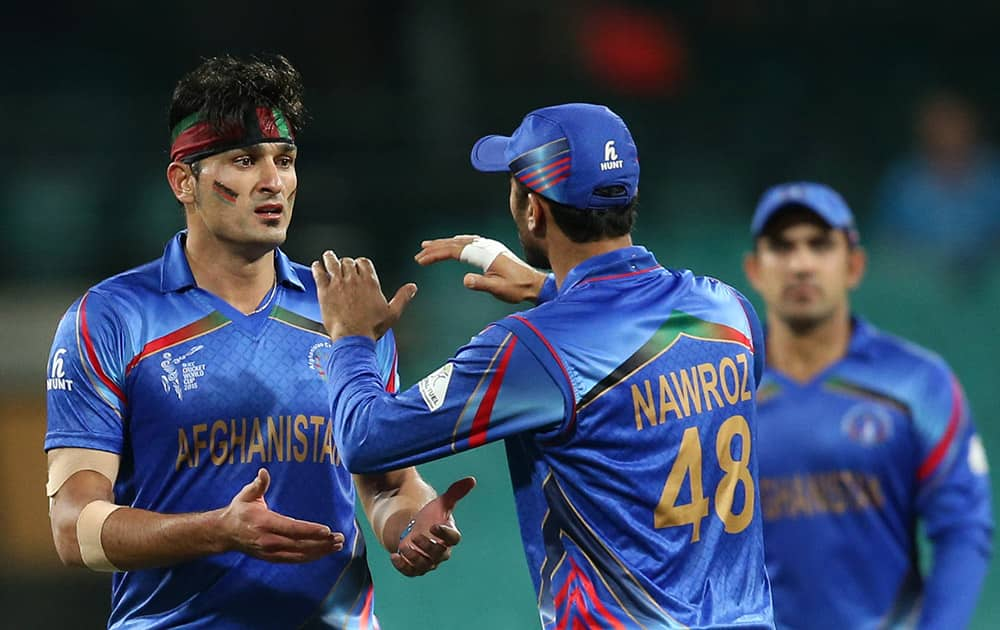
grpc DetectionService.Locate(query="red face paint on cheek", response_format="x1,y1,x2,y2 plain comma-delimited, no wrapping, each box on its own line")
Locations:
212,181,239,205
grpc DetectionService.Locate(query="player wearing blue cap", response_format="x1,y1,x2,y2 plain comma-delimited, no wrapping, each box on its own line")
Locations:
311,103,774,628
44,54,472,629
743,182,993,629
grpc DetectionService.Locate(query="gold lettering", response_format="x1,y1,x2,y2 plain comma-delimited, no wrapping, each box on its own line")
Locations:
320,418,336,464
697,363,723,411
736,353,752,401
210,419,229,466
267,416,284,463
631,381,656,430
284,416,292,461
192,423,208,468
247,417,266,463
658,374,683,423
718,357,740,405
310,416,326,462
293,415,309,462
176,428,192,470
670,368,702,417
229,418,247,464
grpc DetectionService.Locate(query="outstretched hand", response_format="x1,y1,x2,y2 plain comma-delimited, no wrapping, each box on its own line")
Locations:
392,476,477,577
312,251,417,341
219,468,344,563
415,235,547,304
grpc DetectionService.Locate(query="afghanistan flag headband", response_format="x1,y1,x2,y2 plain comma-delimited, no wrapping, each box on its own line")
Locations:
170,107,295,163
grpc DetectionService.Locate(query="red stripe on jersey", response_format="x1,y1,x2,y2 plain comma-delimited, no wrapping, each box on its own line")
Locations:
509,315,577,432
918,377,963,481
385,347,398,393
577,265,663,287
573,561,625,629
79,293,126,403
125,313,228,374
359,584,374,629
469,337,518,447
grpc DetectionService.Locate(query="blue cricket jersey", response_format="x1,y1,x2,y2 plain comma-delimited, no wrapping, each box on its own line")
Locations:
327,246,775,629
45,232,398,630
757,318,993,630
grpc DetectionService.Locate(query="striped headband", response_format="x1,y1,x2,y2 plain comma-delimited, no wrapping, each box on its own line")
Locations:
170,107,295,163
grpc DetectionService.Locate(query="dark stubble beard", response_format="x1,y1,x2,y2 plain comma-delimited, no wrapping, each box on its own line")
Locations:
518,233,551,270
781,308,835,336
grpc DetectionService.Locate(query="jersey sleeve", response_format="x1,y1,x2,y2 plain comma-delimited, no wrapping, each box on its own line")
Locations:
326,325,567,474
535,273,558,305
732,289,765,387
374,328,400,393
912,367,993,629
45,290,130,454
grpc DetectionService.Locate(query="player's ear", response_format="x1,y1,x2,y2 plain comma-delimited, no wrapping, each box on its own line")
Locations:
846,245,866,289
167,162,197,204
526,193,548,237
743,250,761,290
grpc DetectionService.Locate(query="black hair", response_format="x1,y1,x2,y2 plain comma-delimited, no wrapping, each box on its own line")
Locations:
168,53,307,145
512,178,638,243
754,204,859,250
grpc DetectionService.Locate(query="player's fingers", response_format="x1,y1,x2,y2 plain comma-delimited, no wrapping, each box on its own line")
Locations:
419,235,479,248
235,468,270,502
339,257,357,279
321,250,341,278
396,541,437,574
311,260,330,288
410,533,453,564
258,532,344,553
387,283,418,323
463,274,519,303
429,524,462,547
356,257,379,286
390,552,419,577
438,476,476,513
260,513,341,541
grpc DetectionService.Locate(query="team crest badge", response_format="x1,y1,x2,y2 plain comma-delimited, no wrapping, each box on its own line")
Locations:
841,403,893,446
308,341,333,380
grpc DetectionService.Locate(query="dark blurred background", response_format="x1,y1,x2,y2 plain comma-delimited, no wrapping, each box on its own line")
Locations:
3,1,999,628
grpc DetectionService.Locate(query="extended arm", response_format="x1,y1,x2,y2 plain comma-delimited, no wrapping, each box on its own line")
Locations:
48,448,342,571
355,469,475,577
415,235,551,304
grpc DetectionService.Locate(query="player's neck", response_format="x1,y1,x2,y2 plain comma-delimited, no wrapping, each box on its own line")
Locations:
550,235,633,288
183,235,277,315
766,310,852,383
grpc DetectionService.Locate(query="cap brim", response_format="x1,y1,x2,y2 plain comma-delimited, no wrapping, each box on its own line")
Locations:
470,135,511,172
751,199,843,236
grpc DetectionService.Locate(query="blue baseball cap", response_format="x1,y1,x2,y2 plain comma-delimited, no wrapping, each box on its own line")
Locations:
470,103,639,210
751,181,859,244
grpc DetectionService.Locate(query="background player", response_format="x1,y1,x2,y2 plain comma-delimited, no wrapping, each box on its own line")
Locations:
44,53,471,629
743,182,993,629
311,103,774,628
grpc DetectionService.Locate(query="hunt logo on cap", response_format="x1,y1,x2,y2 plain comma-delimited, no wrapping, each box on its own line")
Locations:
470,103,639,211
601,140,623,171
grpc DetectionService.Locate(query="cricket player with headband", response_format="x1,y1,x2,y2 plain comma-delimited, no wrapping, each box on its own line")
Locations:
312,103,775,628
45,53,471,629
743,182,993,629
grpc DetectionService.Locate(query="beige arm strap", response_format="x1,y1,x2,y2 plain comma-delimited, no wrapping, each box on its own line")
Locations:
76,500,123,572
47,448,123,571
46,447,120,497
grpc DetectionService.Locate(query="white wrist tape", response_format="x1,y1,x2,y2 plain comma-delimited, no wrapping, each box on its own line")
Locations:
77,500,123,572
459,237,514,272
